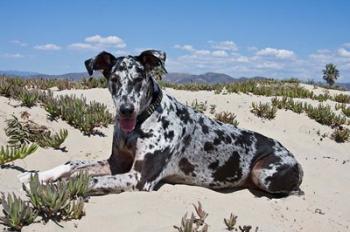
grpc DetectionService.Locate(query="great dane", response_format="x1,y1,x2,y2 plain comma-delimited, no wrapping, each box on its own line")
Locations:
19,50,303,196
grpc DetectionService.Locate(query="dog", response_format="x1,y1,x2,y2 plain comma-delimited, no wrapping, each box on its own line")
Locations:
19,50,303,196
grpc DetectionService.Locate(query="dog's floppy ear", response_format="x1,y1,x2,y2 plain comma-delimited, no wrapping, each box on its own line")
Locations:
138,50,167,80
84,51,116,78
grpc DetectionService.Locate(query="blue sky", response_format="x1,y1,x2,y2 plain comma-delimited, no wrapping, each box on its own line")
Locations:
0,0,350,81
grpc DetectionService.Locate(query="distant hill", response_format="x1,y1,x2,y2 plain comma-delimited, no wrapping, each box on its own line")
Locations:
1,70,349,90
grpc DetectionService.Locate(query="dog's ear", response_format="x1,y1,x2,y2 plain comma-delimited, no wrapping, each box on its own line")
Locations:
138,50,167,80
84,51,116,78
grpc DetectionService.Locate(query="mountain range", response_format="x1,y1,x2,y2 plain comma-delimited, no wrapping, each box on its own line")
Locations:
0,70,349,90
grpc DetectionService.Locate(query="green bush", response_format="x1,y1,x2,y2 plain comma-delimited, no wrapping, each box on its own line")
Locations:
334,94,350,104
19,90,39,108
188,99,207,113
331,127,350,143
23,174,86,222
0,193,38,231
215,111,239,126
306,104,347,127
42,95,113,135
0,144,38,165
5,115,68,150
251,102,277,120
341,106,350,117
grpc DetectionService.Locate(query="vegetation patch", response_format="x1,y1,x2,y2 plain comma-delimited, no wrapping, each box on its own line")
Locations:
250,102,277,120
215,111,239,126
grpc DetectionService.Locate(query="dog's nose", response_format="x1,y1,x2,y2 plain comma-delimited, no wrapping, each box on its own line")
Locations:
120,104,135,117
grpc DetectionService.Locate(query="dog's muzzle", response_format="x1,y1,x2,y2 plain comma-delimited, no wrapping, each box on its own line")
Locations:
119,104,136,133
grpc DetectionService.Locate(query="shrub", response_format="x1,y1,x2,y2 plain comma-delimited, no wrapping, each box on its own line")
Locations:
215,111,239,126
0,193,38,231
209,104,216,114
250,102,277,120
5,115,68,150
342,106,350,117
36,129,68,149
331,127,350,143
224,213,238,231
174,202,208,232
66,172,91,199
23,174,86,222
0,144,38,165
42,95,113,135
306,104,346,127
334,94,350,104
19,90,39,108
189,99,207,113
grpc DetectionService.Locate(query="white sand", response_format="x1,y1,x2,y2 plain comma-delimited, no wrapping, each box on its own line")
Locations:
0,85,349,232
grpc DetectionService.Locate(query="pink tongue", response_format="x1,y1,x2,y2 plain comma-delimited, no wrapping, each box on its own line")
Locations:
120,117,136,133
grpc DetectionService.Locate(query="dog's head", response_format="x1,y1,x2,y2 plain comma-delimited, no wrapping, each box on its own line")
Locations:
85,50,166,133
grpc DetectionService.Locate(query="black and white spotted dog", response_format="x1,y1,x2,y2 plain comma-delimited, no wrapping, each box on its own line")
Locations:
19,50,303,196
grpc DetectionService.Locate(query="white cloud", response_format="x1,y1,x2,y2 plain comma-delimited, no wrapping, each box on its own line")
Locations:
343,43,350,48
2,53,24,58
68,43,95,50
256,47,295,59
34,43,61,51
85,35,126,48
247,46,258,51
212,50,228,57
10,40,27,47
68,35,126,51
210,40,238,51
174,44,194,52
337,48,350,58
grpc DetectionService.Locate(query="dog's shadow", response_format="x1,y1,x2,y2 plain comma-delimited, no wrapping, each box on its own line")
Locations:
155,182,303,199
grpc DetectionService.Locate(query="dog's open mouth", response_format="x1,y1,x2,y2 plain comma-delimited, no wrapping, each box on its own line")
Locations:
119,117,136,133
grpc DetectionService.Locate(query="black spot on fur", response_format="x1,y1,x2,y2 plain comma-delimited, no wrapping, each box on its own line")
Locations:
213,137,221,145
198,117,209,134
204,142,214,152
136,147,172,190
179,158,195,175
266,163,302,193
208,160,219,170
134,160,143,172
181,127,186,137
161,117,170,129
213,151,242,182
136,128,153,139
164,130,175,141
234,131,253,147
183,135,192,146
176,105,193,124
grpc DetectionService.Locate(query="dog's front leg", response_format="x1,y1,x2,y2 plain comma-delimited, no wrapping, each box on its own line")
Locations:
89,171,142,195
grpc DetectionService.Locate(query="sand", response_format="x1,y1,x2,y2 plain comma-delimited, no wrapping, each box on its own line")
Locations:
0,85,350,232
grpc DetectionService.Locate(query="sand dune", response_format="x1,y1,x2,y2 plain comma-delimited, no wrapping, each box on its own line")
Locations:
1,85,350,232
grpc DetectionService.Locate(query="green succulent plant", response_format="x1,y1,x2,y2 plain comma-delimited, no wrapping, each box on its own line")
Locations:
5,115,68,150
224,213,238,231
23,174,87,222
0,144,38,165
173,202,208,232
0,193,38,231
251,102,277,120
37,129,68,149
23,174,72,221
66,171,91,199
331,127,350,143
215,111,239,126
19,90,39,108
